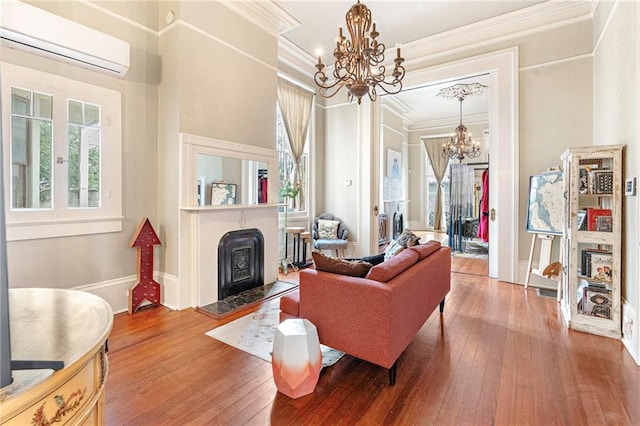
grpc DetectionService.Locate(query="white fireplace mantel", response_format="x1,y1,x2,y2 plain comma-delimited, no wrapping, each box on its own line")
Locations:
177,134,280,309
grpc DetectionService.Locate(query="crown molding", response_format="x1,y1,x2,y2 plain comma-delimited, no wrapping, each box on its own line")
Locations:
278,36,315,80
410,112,489,132
220,0,300,37
276,1,592,74
382,96,413,116
381,99,414,128
402,1,592,65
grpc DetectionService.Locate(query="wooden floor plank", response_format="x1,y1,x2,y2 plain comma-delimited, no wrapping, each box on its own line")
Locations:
105,258,640,425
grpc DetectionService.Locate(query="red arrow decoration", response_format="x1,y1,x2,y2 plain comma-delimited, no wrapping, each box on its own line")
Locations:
128,218,162,314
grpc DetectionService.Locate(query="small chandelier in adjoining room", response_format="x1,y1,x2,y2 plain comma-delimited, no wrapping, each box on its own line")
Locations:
438,82,488,162
314,1,405,105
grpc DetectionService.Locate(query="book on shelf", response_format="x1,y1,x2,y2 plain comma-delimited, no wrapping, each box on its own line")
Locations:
592,170,614,194
590,252,612,282
580,248,610,277
577,210,588,230
582,287,612,319
586,208,611,231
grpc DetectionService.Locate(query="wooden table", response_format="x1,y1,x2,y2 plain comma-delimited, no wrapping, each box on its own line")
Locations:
285,227,309,268
0,288,113,425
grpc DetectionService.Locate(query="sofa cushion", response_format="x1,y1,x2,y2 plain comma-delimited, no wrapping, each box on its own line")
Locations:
410,240,442,260
365,248,419,283
312,251,373,277
317,219,340,239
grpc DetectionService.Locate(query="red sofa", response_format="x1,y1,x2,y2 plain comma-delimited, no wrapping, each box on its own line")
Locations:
279,241,451,385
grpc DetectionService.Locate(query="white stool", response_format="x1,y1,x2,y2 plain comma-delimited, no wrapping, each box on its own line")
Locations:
272,318,321,399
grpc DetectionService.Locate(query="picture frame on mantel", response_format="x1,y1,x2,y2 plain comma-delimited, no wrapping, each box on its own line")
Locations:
211,183,237,205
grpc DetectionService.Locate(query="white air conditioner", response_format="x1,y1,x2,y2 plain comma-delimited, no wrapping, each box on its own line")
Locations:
0,1,130,78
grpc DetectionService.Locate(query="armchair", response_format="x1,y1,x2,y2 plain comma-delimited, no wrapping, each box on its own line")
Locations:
312,213,349,257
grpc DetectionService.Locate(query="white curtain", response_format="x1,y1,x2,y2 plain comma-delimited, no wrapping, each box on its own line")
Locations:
277,80,314,209
423,137,450,231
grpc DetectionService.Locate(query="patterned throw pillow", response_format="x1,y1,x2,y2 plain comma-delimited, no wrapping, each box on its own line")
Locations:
318,219,340,239
396,229,421,248
384,239,405,261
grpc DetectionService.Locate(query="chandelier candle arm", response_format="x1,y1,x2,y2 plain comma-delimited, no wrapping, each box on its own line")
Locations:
313,0,405,104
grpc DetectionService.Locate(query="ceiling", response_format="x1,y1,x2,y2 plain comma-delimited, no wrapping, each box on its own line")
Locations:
274,1,546,126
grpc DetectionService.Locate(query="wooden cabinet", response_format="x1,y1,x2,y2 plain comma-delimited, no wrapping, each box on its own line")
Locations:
560,145,623,339
0,289,113,425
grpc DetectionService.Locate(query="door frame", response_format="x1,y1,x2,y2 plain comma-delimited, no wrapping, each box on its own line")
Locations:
370,47,519,282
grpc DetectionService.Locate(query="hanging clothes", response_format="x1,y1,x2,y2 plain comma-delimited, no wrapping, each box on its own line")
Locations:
447,164,474,252
477,168,489,242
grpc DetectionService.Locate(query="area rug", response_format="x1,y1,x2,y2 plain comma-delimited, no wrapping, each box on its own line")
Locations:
205,298,344,367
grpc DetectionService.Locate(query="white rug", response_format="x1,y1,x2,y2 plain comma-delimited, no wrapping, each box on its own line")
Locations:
205,298,344,367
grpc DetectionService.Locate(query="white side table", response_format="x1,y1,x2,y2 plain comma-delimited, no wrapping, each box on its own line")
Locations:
272,318,321,399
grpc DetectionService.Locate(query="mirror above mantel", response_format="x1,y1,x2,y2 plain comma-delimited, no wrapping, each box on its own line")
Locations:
179,133,278,209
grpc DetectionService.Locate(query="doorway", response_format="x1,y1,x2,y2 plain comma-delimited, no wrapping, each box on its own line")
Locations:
370,48,518,282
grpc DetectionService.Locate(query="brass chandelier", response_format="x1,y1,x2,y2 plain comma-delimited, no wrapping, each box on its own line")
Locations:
438,82,488,162
314,1,405,104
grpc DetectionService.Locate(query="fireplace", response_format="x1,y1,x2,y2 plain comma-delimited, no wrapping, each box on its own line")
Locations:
218,229,264,300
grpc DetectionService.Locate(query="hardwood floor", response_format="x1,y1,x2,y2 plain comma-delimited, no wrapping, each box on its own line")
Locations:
105,259,640,425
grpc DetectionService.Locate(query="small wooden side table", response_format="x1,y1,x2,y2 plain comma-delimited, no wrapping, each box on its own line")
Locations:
285,227,307,267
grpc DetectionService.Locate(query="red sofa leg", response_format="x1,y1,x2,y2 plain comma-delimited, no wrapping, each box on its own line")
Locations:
439,297,446,313
389,361,397,386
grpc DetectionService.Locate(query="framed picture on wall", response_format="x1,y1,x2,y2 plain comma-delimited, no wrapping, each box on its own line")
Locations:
211,183,237,205
387,149,401,178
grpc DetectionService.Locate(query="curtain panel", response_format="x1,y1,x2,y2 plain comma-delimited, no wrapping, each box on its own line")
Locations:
422,137,450,230
277,80,314,209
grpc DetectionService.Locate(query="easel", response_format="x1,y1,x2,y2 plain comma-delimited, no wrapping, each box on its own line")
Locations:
525,233,562,301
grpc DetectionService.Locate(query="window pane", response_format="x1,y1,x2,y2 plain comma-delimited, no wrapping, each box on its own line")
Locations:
33,92,53,119
68,119,100,208
68,100,83,124
10,117,52,209
11,88,31,116
84,103,100,126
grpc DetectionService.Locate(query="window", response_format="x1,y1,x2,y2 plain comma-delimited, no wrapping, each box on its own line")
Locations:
276,105,309,214
1,62,122,241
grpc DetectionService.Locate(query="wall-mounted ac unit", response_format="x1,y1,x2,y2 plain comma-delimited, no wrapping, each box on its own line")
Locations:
0,1,130,78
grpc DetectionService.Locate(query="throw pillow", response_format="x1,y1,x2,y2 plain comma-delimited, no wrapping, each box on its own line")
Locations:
384,239,404,261
312,251,372,277
396,229,421,248
317,219,340,239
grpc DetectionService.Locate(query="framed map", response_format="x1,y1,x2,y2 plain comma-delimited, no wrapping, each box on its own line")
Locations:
211,183,237,205
526,170,563,235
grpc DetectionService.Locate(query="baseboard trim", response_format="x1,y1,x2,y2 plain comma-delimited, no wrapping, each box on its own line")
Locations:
73,271,180,314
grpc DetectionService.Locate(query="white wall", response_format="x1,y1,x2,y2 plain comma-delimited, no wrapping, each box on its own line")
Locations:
593,0,639,362
323,104,360,255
